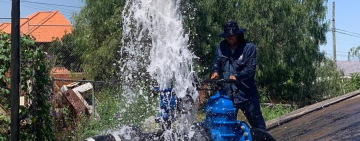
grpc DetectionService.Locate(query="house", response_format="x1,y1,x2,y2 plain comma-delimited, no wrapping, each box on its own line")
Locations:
0,11,72,50
337,60,360,77
0,23,10,31
1,11,81,91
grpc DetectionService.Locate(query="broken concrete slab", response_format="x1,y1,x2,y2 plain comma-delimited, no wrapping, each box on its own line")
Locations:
72,82,93,93
60,85,68,92
58,82,95,115
63,89,87,116
73,90,92,114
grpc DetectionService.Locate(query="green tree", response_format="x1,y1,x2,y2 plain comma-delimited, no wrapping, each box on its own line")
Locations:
349,73,360,90
72,0,333,105
72,0,126,80
48,33,83,72
181,0,329,105
348,46,360,60
181,0,241,77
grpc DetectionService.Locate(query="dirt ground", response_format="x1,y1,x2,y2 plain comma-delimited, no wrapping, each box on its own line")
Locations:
268,95,360,141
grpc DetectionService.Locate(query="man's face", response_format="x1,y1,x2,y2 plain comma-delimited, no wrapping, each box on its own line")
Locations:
225,34,238,46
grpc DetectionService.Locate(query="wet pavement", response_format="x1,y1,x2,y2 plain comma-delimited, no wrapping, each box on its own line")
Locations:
268,95,360,141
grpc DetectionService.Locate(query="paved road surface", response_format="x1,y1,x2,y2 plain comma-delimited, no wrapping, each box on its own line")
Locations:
269,95,360,141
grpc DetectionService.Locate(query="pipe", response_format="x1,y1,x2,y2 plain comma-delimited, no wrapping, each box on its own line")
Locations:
84,131,164,141
84,133,122,141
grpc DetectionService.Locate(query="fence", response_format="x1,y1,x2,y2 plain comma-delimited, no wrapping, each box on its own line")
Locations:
42,28,82,72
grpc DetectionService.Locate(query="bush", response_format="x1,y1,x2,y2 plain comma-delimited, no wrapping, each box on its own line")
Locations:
0,33,55,140
48,33,83,72
261,104,298,121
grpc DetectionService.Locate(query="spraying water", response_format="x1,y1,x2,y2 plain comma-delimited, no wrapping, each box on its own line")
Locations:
118,0,198,140
120,0,198,101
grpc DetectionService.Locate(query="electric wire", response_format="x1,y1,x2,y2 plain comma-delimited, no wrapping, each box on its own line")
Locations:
20,2,76,15
21,0,82,9
20,1,80,14
336,31,360,38
0,0,77,17
336,29,360,36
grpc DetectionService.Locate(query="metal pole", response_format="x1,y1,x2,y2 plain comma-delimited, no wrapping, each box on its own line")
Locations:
27,18,29,35
332,1,336,62
32,71,38,138
10,0,20,140
52,78,121,84
92,84,95,116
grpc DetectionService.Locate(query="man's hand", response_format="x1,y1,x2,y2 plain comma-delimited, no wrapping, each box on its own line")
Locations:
211,72,219,79
230,75,236,80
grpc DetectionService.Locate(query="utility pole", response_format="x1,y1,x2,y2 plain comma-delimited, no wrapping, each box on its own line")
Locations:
11,0,20,140
332,1,336,62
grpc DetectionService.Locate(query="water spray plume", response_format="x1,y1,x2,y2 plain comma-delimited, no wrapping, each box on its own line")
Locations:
120,0,198,99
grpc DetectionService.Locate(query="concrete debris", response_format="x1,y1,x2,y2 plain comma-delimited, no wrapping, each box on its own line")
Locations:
60,85,68,93
20,96,26,106
0,104,9,120
72,82,93,93
66,82,80,88
63,89,87,116
59,82,95,116
73,90,92,114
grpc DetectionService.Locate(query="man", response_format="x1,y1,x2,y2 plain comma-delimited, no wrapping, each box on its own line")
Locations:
211,21,266,130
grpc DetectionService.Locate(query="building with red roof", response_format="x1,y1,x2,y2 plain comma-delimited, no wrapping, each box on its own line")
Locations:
0,11,72,43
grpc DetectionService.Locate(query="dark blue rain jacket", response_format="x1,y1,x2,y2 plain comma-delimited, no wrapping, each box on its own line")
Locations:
212,40,258,104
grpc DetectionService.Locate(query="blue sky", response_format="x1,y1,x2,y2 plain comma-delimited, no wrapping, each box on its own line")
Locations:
320,0,360,61
0,0,84,23
0,0,359,61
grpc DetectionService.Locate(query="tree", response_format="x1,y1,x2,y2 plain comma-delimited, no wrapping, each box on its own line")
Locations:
72,0,331,105
72,0,126,80
181,0,241,77
48,33,83,72
348,46,360,60
181,0,329,105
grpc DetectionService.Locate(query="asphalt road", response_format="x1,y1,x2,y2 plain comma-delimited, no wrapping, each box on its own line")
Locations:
269,95,360,141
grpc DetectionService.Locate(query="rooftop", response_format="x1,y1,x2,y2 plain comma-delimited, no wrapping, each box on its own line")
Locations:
337,60,360,76
0,11,72,42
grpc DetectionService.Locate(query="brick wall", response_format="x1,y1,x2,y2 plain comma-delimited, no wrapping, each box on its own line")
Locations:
50,67,84,88
51,72,85,94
